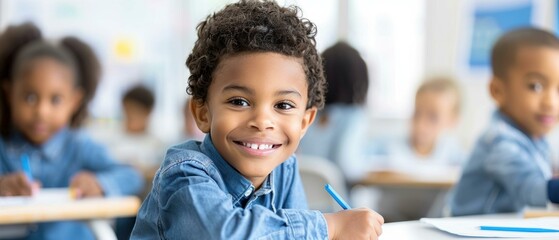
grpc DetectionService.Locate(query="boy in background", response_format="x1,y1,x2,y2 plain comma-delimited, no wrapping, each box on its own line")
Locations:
371,77,465,169
370,77,465,221
451,28,559,216
112,84,165,178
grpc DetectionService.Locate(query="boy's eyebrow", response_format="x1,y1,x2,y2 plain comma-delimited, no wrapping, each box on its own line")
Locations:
276,90,302,98
223,85,254,95
524,72,548,82
222,85,302,98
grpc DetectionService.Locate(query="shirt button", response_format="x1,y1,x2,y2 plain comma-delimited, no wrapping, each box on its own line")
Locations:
244,188,252,197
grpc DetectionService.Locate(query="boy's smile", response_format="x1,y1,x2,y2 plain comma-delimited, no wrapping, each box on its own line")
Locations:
192,52,317,189
491,46,559,138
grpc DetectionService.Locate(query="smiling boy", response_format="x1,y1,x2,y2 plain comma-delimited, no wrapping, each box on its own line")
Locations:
131,1,383,239
451,28,559,216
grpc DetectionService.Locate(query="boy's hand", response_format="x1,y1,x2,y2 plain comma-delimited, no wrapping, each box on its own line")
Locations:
0,172,40,196
324,208,384,240
70,171,104,198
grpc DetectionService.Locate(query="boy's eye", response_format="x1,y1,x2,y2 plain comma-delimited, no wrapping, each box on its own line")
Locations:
24,93,37,104
275,101,295,110
51,95,62,105
228,98,249,107
529,82,543,92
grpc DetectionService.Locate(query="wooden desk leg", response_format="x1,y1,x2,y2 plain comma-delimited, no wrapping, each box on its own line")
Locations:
88,220,117,240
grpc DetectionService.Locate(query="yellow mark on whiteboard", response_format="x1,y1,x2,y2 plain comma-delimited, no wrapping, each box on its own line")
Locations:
114,38,136,61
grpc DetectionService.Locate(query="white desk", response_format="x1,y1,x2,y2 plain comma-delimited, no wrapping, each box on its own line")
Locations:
379,213,546,240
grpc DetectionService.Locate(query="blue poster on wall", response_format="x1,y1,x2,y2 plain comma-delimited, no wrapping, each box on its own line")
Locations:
469,1,533,69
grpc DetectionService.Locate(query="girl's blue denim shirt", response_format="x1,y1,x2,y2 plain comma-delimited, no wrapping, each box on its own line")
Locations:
131,135,328,240
0,127,144,240
450,110,559,216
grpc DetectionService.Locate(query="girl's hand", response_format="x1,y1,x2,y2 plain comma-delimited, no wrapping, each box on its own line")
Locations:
0,172,40,196
70,171,104,198
324,208,384,240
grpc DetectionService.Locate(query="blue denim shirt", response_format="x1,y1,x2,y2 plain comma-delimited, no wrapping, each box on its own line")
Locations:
0,128,144,240
131,136,328,240
450,110,553,216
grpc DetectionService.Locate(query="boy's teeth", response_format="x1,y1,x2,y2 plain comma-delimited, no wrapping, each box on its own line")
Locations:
243,142,273,150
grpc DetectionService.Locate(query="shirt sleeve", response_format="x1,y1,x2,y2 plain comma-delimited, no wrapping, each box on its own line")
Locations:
78,135,144,197
483,140,547,207
157,159,328,240
548,179,559,203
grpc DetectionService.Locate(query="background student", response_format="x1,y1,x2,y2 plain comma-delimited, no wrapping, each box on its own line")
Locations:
451,27,559,216
0,22,143,240
97,84,165,240
101,84,165,181
369,76,466,221
370,76,465,170
298,42,371,184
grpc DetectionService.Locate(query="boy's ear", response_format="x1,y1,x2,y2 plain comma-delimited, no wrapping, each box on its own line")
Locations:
191,99,211,133
489,76,506,107
299,106,318,139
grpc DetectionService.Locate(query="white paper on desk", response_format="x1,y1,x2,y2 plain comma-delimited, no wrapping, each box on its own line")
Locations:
0,188,74,207
420,217,559,238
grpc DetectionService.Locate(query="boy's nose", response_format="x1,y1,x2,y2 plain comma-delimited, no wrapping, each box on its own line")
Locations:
248,107,275,131
34,99,50,119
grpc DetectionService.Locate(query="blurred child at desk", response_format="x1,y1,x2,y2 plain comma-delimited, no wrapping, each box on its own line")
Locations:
104,84,165,181
451,28,559,216
369,77,465,171
131,1,384,239
0,23,143,240
369,77,465,222
103,84,165,240
297,42,370,183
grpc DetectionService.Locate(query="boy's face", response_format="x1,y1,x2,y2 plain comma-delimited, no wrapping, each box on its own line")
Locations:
192,52,317,188
491,46,559,138
6,58,82,145
410,91,457,150
123,100,151,134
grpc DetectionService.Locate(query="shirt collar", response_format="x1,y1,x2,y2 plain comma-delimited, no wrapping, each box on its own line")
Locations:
200,135,255,204
9,127,69,162
494,110,548,146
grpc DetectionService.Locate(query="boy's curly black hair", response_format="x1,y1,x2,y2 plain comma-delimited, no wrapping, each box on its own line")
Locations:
186,0,326,109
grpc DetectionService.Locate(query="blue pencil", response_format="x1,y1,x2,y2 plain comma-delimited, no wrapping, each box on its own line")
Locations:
480,226,559,233
324,184,351,210
20,154,33,182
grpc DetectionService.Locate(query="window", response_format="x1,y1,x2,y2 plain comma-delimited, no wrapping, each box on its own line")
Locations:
348,0,425,119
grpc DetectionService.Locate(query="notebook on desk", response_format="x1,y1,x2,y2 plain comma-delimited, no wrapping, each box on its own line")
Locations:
420,217,559,238
0,188,75,207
